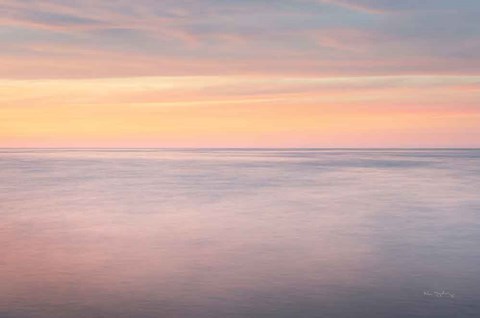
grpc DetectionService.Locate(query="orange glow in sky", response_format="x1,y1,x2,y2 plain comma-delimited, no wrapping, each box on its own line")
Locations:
1,1,479,147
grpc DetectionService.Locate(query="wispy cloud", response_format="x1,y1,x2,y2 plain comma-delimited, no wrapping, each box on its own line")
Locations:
320,0,480,14
0,0,479,78
319,0,387,14
2,75,479,147
0,1,479,147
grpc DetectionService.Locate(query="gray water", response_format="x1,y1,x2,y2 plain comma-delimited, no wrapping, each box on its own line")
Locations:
1,149,479,318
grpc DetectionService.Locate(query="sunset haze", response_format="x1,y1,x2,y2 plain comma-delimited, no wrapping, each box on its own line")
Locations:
1,0,479,147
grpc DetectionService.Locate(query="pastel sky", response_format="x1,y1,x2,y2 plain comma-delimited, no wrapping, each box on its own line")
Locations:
1,0,479,147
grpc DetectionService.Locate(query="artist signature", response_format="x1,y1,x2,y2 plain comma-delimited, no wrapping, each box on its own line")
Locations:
423,290,455,298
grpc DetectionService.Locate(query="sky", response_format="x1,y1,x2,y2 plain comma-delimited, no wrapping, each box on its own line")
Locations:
1,0,479,148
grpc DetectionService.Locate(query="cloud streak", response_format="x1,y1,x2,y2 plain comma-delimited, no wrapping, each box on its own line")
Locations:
1,1,479,147
0,0,479,78
1,75,479,147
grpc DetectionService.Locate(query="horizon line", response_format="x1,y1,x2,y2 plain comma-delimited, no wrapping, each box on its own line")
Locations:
1,147,479,150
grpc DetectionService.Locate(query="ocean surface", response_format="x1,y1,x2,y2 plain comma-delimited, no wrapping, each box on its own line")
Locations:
1,149,479,318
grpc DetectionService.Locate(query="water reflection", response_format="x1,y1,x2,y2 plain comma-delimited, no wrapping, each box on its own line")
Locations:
1,149,479,317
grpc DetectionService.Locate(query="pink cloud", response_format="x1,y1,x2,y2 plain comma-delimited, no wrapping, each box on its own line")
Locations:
320,0,387,14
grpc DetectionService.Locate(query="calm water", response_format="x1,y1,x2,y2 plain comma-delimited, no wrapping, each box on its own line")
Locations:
1,149,479,318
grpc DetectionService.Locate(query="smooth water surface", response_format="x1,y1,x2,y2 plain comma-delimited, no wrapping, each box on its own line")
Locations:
1,149,480,317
